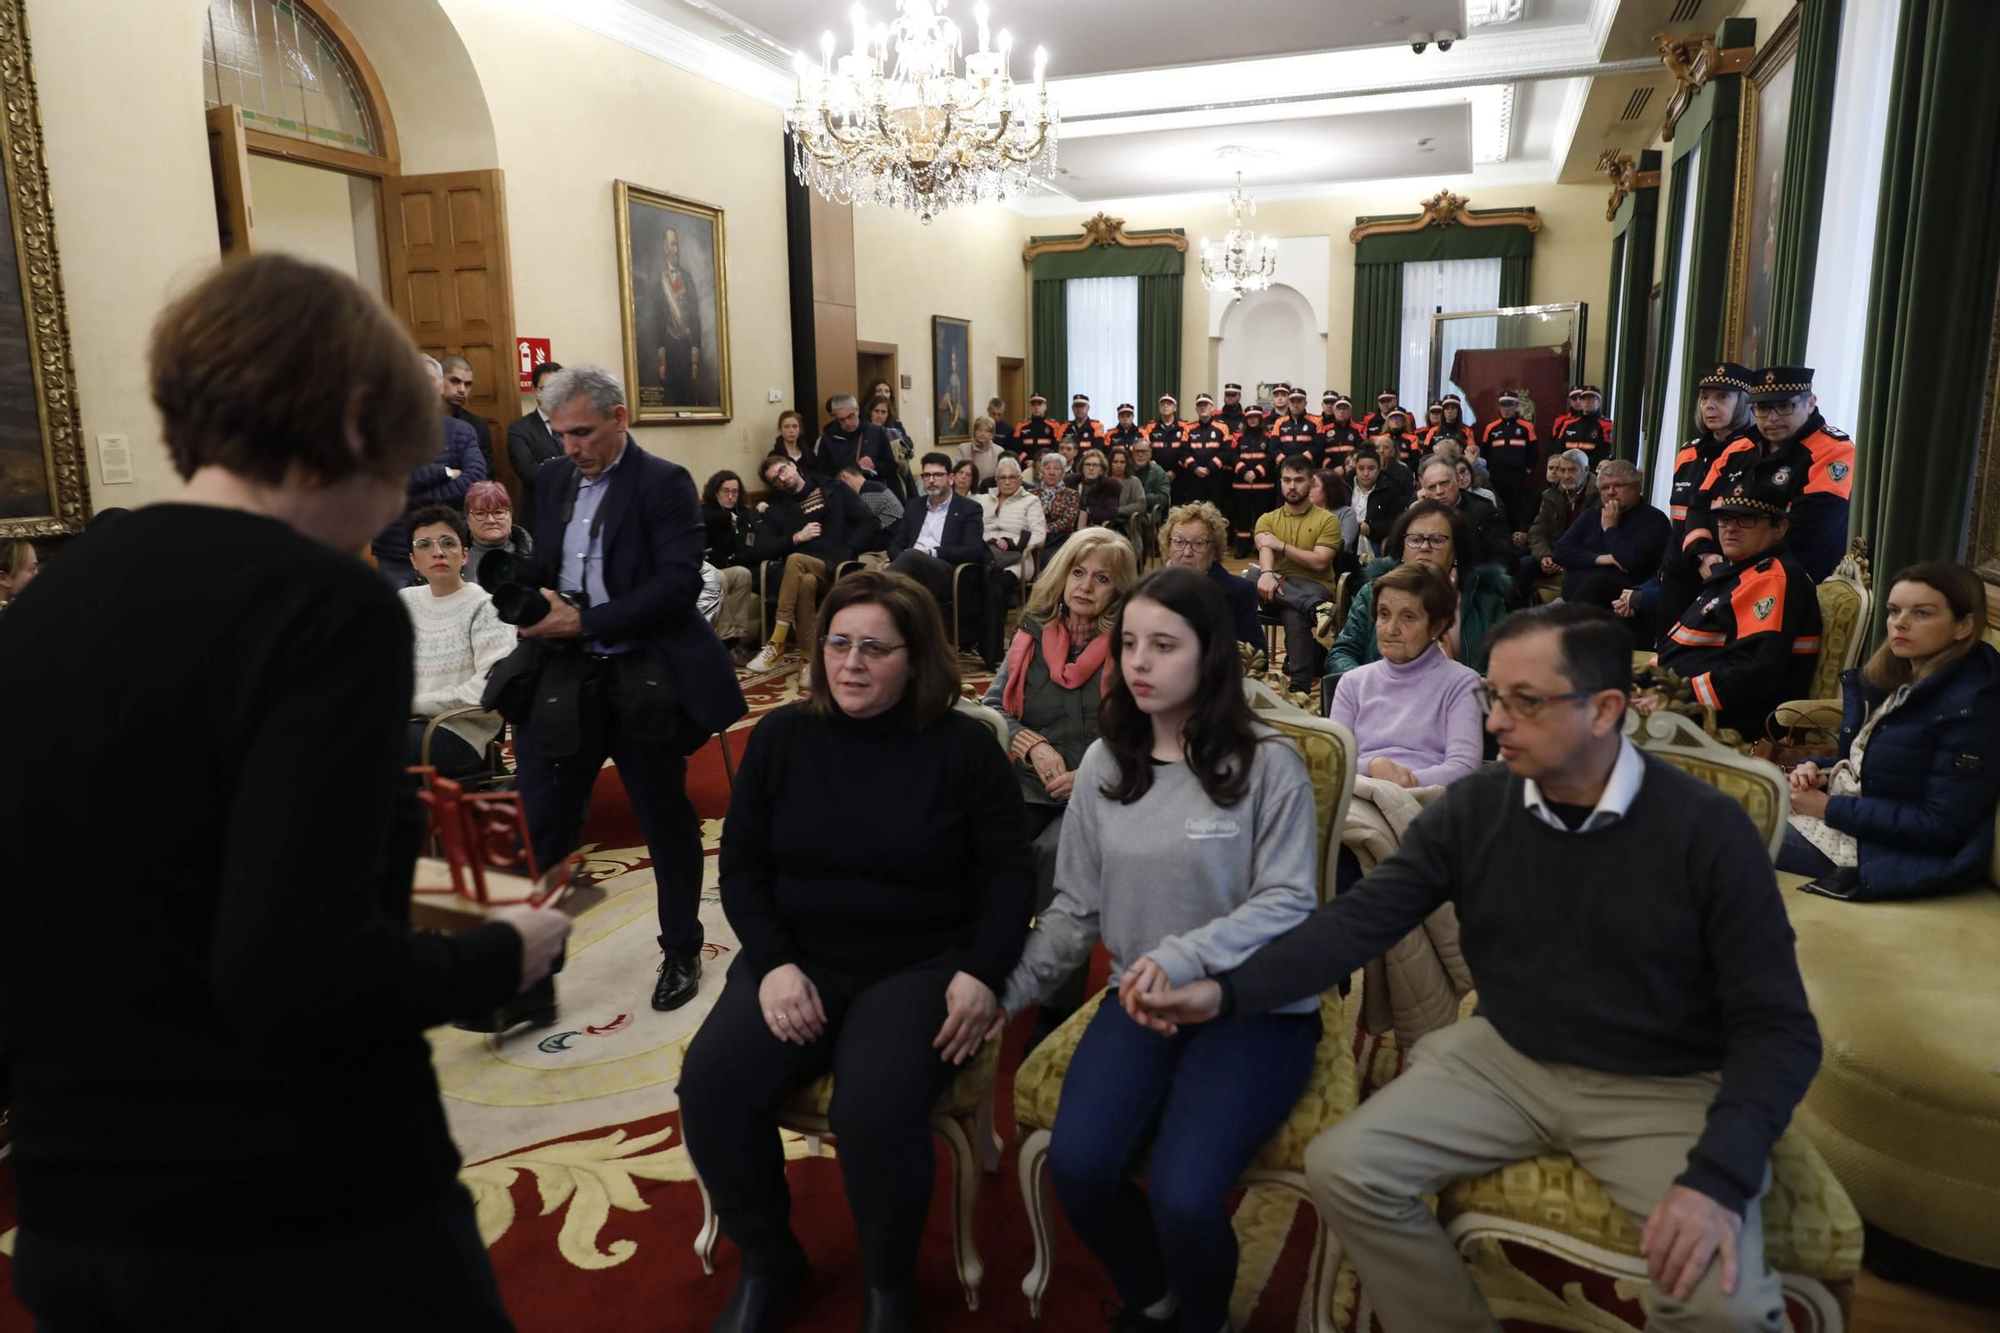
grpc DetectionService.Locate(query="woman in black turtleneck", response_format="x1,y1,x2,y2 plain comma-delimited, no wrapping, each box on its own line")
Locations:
678,570,1032,1333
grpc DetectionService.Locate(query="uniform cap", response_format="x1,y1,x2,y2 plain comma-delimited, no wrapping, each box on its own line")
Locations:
1116,403,1136,414
1497,391,1520,405
1072,393,1090,406
1709,465,1792,518
1697,362,1756,393
1223,383,1243,393
1158,393,1177,405
1242,404,1265,418
1028,393,1047,404
1748,366,1814,401
1377,390,1396,401
1195,392,1215,405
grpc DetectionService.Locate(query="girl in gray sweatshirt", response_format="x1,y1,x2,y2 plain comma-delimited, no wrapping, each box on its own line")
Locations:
999,565,1324,1333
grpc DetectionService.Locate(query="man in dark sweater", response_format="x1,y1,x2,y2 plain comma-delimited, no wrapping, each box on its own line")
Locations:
1551,457,1670,631
748,452,877,672
1131,604,1818,1332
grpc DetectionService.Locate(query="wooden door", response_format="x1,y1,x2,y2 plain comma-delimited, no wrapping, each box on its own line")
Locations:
384,170,518,498
205,105,257,257
857,342,898,417
997,356,1024,425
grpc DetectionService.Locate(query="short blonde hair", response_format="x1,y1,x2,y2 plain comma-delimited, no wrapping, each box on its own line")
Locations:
1158,502,1229,562
1025,527,1136,633
973,414,996,437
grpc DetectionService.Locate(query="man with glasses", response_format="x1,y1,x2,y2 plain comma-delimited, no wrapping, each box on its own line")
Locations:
1654,468,1823,737
1127,602,1818,1333
887,451,988,636
1551,459,1669,631
1418,454,1515,572
1682,366,1853,583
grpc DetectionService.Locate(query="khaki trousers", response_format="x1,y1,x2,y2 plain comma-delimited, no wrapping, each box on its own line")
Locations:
774,552,830,640
717,565,760,644
1304,1016,1783,1333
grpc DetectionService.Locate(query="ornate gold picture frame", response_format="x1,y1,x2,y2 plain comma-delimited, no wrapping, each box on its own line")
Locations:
1723,7,1801,365
0,0,88,537
615,181,732,425
932,315,971,445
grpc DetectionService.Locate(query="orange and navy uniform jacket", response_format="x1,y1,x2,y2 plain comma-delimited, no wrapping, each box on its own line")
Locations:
1144,419,1187,454
1061,416,1106,449
1479,415,1537,475
1016,415,1059,456
1229,426,1274,531
1271,414,1320,473
1361,408,1402,436
1665,430,1748,546
1657,544,1822,737
1556,413,1613,457
1375,429,1422,468
1107,423,1145,451
1273,412,1321,451
1172,420,1234,505
1683,413,1854,583
1317,419,1367,469
1420,422,1472,453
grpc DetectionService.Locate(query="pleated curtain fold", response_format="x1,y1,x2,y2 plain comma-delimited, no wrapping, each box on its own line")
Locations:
1030,279,1068,412
1137,273,1182,422
1767,0,1845,364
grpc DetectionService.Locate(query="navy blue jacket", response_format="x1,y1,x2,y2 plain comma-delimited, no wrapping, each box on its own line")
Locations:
1208,560,1263,649
887,492,986,565
370,415,486,564
528,438,746,738
1553,497,1671,600
1824,642,2000,899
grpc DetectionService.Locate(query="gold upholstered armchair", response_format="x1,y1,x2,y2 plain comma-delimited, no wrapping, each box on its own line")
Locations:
688,697,1014,1311
1422,709,1864,1332
1012,679,1361,1331
1768,541,1874,745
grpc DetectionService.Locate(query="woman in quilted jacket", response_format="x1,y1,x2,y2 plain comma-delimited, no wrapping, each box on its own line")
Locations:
1783,562,2000,897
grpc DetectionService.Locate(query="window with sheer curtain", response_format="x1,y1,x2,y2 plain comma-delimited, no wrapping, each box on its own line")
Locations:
1399,258,1502,422
1654,142,1703,508
1065,276,1139,419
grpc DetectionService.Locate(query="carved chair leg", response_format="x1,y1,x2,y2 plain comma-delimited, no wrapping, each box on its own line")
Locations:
934,1112,985,1311
694,1166,721,1276
1016,1127,1057,1318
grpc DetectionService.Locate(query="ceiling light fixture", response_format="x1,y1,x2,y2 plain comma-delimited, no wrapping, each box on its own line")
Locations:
1199,172,1279,304
786,0,1058,223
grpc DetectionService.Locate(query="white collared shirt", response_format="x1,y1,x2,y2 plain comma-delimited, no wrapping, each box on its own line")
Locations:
1522,736,1645,833
916,491,951,553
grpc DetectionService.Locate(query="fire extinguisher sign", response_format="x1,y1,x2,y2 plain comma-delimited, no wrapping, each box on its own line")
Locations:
517,337,553,392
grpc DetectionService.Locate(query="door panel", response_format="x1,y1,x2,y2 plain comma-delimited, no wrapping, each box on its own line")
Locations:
204,105,257,257
386,169,519,499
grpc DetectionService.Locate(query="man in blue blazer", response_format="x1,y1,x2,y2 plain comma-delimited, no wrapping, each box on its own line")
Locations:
514,365,746,1014
887,451,989,647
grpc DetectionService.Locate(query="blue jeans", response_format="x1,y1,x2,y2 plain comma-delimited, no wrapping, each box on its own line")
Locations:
1777,824,1838,877
1048,994,1321,1331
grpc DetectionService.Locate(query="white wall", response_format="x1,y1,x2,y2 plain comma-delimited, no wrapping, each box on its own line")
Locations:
1217,284,1321,399
246,155,364,280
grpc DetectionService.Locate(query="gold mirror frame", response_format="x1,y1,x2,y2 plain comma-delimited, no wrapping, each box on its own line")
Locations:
0,0,88,539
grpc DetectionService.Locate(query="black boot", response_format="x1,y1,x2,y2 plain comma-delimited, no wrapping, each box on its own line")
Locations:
653,950,702,1012
711,1246,810,1333
452,976,558,1034
860,1285,917,1333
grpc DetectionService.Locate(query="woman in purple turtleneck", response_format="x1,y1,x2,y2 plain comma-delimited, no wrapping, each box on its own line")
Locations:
1327,561,1483,788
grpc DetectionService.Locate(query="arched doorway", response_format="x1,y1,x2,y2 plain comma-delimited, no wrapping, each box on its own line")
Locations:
200,0,521,494
1217,283,1321,402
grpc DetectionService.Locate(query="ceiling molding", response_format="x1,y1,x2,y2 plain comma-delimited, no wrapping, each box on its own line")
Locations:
554,0,794,109
1008,158,1568,218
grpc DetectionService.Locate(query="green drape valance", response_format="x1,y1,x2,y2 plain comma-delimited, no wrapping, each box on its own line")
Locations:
1027,236,1186,281
1767,0,1845,364
1353,214,1537,266
1854,0,2000,613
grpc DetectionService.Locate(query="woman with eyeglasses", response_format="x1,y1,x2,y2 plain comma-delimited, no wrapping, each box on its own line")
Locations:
679,570,1032,1333
400,504,518,782
461,479,532,589
1160,500,1261,648
1323,498,1513,690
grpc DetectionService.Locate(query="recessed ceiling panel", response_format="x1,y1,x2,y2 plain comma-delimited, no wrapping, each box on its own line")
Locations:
699,0,1465,79
1052,104,1473,202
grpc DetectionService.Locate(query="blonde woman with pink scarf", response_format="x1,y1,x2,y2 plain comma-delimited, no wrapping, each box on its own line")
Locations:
982,526,1137,1045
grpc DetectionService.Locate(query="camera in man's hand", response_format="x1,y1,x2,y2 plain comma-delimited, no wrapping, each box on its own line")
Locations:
492,582,589,629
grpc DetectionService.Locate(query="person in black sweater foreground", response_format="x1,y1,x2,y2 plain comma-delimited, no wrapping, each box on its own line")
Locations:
678,570,1033,1333
1131,604,1819,1333
0,256,572,1329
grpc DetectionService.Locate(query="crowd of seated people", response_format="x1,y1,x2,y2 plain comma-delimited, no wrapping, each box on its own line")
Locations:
1327,560,1484,793
398,504,517,782
1327,498,1515,689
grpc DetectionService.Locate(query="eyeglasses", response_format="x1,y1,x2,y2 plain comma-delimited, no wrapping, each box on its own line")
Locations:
1168,537,1210,553
1473,681,1603,719
1403,533,1451,550
1750,398,1807,415
824,634,906,661
467,508,511,519
1715,513,1770,529
921,470,950,480
411,536,462,552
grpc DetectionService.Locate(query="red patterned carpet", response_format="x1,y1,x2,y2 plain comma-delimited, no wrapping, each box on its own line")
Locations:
0,662,1770,1331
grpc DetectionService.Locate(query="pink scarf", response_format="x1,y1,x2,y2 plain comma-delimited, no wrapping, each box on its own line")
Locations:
1001,616,1113,719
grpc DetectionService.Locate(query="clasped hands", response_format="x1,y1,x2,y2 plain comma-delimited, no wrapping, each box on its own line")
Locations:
1011,728,1074,800
1788,761,1831,818
756,963,1000,1064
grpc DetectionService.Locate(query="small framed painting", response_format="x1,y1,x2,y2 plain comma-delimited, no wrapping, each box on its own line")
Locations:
933,315,971,445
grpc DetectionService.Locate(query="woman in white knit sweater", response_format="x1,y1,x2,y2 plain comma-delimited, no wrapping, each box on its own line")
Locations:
400,504,517,780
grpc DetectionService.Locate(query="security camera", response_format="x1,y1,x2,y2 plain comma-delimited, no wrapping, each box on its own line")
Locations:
1409,31,1429,53
1435,29,1459,51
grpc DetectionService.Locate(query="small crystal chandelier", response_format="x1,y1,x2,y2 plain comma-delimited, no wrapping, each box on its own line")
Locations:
1200,174,1280,302
787,0,1058,224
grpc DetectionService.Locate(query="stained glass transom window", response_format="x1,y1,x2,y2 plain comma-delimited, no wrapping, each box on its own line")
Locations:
202,0,382,155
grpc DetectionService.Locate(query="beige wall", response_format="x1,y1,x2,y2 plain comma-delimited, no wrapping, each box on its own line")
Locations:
1044,181,1614,404
246,155,363,281
852,203,1028,450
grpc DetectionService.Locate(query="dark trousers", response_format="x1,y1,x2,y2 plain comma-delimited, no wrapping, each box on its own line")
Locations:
678,957,957,1286
981,563,1022,667
513,687,704,957
1777,825,1838,877
1025,803,1088,1012
1048,998,1321,1333
14,1183,512,1332
887,549,974,645
403,719,486,782
1269,578,1332,691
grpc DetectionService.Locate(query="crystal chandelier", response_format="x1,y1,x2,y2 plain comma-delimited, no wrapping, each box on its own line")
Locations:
1200,173,1280,302
787,0,1058,224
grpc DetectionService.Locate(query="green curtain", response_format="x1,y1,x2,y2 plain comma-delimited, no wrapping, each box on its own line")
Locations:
1853,0,2000,602
1030,279,1067,411
1350,261,1405,406
1026,236,1184,280
1608,150,1661,462
1673,17,1753,445
1136,273,1182,422
1498,255,1530,307
1644,165,1694,459
1351,214,1537,265
1767,0,1845,364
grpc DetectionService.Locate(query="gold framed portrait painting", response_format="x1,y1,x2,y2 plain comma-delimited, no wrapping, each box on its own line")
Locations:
1725,8,1800,366
616,181,732,425
0,0,88,538
932,315,971,445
